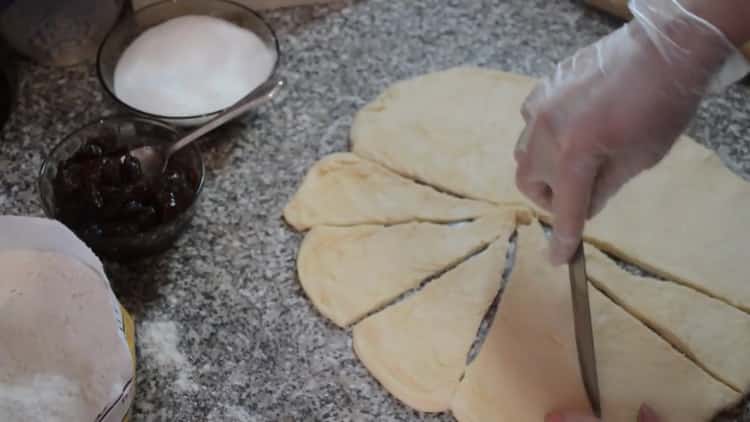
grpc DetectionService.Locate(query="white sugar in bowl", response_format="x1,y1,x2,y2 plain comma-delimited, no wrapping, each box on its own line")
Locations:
97,0,280,126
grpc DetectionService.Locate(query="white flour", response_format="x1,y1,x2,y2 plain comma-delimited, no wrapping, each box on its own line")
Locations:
114,15,276,117
139,320,199,392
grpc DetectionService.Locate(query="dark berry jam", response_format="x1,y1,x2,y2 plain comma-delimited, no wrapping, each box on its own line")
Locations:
53,137,197,240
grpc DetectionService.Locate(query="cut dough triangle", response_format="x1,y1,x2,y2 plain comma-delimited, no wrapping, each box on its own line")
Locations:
585,246,750,392
351,66,750,313
351,67,532,206
590,286,739,421
450,223,591,422
352,239,510,412
583,138,750,313
283,153,497,231
451,223,739,422
297,209,522,327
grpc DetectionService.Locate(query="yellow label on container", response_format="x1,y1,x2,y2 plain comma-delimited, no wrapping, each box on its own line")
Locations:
121,305,137,422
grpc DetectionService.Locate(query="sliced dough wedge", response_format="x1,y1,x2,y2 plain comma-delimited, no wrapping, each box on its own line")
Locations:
586,246,750,392
283,153,497,231
451,223,739,422
450,223,591,422
583,138,750,313
353,239,509,412
298,209,521,327
351,66,750,312
351,67,532,206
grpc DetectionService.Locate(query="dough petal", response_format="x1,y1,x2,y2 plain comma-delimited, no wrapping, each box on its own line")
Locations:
298,209,521,327
283,153,496,231
583,139,750,313
586,246,750,392
450,223,590,422
451,223,739,422
351,67,533,206
591,286,739,421
353,239,509,412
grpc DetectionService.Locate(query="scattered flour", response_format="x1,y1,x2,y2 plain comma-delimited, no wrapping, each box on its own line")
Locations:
139,320,199,392
207,404,256,422
114,15,276,117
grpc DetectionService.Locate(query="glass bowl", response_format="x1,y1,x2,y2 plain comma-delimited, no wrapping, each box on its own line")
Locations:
39,116,205,261
96,0,281,127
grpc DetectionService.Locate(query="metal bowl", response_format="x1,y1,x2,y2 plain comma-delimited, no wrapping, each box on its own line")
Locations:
96,0,281,127
39,116,205,261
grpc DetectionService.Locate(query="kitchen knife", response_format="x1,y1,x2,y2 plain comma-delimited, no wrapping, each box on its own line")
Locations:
569,242,602,417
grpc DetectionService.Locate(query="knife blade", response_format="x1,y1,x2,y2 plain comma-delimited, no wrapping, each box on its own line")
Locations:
569,242,602,417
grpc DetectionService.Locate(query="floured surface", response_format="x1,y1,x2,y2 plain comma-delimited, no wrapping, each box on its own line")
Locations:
351,66,750,313
283,153,497,231
586,246,750,392
351,67,533,205
353,240,509,412
298,209,520,327
0,250,134,422
452,223,739,422
450,223,590,422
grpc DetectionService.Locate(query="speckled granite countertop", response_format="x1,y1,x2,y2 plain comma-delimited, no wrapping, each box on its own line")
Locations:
1,1,749,421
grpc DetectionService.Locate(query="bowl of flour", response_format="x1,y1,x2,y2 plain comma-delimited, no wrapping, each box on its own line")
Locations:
97,0,280,126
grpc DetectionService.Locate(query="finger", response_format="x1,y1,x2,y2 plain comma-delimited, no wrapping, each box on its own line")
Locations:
638,404,661,422
516,176,553,212
514,126,531,155
514,115,559,213
549,149,600,266
521,78,553,122
545,411,600,422
588,158,625,218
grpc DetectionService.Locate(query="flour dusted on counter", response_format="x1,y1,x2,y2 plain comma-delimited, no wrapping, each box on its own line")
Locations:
139,320,199,392
113,15,276,117
0,249,135,422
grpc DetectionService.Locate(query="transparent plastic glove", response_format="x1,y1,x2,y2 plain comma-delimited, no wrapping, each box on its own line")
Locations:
545,404,662,422
514,0,750,265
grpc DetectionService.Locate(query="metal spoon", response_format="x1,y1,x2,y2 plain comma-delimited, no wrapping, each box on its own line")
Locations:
130,78,284,182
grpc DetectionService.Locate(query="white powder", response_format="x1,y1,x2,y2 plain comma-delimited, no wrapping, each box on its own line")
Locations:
0,374,88,422
139,321,199,392
207,404,256,422
139,321,188,367
114,15,276,117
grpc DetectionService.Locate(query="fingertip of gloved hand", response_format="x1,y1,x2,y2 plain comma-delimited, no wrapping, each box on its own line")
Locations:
544,413,564,422
545,411,600,422
548,230,580,266
638,404,660,422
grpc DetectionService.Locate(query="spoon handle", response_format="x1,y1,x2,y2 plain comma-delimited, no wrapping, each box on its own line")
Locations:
165,78,285,159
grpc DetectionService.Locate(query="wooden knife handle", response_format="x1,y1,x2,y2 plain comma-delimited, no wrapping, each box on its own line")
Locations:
584,0,750,60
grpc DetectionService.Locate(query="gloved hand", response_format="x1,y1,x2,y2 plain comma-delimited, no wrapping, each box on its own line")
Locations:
514,0,750,265
545,403,661,422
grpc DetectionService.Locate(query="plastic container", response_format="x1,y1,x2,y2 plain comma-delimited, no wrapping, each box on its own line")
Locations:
0,215,136,421
0,0,125,66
